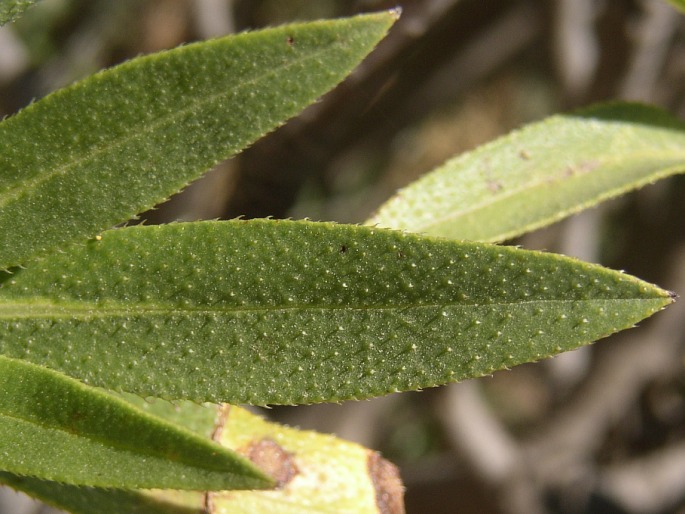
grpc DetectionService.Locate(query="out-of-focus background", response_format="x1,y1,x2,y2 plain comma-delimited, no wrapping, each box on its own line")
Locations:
1,1,685,513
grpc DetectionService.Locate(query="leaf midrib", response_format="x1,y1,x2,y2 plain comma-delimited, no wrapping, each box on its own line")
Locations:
0,297,659,320
0,42,336,209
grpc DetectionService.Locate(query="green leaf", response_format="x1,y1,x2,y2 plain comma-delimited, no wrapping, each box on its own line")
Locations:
0,0,39,25
119,394,220,439
368,103,685,242
0,220,672,404
0,472,203,514
0,356,272,489
664,0,685,13
0,11,398,270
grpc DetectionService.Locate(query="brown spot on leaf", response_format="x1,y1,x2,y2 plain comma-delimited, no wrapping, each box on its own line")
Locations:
340,244,348,254
204,491,214,514
578,159,599,173
286,35,295,46
487,180,503,193
244,438,298,488
211,404,231,443
479,160,503,194
564,159,600,178
368,452,405,514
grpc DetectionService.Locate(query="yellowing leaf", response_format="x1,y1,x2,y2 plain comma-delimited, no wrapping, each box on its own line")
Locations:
209,406,404,514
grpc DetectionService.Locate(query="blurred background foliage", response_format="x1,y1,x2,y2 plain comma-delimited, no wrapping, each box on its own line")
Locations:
1,1,685,513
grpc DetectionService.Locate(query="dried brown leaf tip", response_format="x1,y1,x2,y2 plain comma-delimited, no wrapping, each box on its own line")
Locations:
368,452,405,514
245,438,299,488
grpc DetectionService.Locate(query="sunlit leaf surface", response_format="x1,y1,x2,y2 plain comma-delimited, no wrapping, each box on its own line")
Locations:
0,11,397,268
0,220,672,404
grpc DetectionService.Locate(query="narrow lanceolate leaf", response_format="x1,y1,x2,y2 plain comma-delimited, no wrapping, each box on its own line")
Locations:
0,472,204,514
0,220,672,404
0,11,397,269
0,0,39,25
368,103,685,242
120,394,220,439
0,356,272,490
209,406,404,514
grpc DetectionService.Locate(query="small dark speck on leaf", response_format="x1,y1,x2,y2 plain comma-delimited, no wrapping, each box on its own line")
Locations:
286,36,295,46
397,251,405,259
340,245,348,254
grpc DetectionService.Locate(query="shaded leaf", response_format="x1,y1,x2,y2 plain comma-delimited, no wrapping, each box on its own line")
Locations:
0,472,203,514
0,356,272,489
0,220,672,404
368,103,685,242
0,0,39,25
119,393,220,439
209,406,403,514
0,11,398,269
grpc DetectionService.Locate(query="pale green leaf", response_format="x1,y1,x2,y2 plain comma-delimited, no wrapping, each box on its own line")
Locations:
368,103,685,242
0,11,397,269
664,0,685,13
0,0,39,25
0,356,272,489
0,220,672,404
0,472,203,514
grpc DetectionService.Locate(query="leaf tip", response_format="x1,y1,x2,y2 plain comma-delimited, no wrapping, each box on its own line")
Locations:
388,6,403,20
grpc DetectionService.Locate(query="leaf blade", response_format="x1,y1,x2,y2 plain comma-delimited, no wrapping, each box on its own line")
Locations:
0,356,272,490
368,103,685,242
0,0,39,25
0,11,397,269
0,220,672,404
